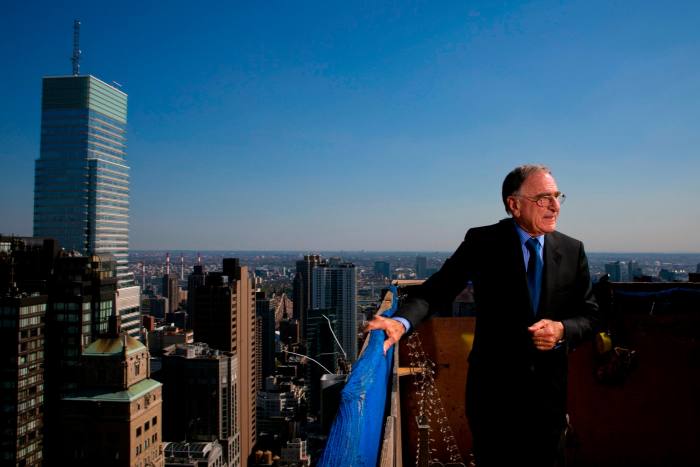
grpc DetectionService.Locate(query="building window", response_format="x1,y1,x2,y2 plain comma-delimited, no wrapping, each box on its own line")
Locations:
144,421,149,431
152,416,157,426
136,427,141,437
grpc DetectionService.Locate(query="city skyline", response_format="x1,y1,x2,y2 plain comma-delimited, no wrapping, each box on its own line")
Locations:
2,1,700,252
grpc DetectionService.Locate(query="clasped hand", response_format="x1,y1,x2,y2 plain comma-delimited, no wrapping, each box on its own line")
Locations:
528,319,564,351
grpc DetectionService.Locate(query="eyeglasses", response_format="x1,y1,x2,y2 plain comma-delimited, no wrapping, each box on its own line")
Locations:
515,191,566,208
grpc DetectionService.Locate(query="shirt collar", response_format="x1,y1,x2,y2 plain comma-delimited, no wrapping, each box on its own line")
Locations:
513,220,545,248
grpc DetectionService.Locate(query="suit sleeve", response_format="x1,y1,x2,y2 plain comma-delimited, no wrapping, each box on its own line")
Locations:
561,241,600,346
394,229,475,330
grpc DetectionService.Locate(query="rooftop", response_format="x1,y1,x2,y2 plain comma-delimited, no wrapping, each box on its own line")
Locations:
63,378,162,403
82,334,146,357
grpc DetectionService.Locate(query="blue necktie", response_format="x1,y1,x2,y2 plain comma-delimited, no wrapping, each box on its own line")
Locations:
526,237,543,315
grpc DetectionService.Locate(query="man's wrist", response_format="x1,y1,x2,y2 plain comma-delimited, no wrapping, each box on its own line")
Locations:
555,320,565,340
392,317,411,333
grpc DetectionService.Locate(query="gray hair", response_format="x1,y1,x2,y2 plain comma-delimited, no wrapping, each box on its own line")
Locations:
501,164,551,214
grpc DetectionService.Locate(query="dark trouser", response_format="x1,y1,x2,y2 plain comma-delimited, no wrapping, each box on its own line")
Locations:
469,415,566,467
466,365,568,467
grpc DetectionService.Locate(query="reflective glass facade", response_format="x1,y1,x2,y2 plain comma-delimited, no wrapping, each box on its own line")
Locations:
34,76,133,287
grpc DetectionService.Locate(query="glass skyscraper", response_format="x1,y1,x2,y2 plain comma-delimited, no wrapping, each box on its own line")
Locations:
311,261,358,362
34,75,141,335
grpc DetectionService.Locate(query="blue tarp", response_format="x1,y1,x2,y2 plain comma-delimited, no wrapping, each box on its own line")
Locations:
317,285,398,467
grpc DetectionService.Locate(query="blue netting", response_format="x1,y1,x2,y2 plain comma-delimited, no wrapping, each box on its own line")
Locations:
317,285,398,467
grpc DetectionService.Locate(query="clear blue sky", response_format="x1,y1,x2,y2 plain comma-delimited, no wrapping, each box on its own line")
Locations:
2,1,699,252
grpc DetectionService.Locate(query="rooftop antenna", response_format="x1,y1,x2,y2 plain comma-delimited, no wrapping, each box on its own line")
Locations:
71,19,81,76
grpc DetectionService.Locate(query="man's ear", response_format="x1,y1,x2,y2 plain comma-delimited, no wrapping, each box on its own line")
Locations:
507,196,519,216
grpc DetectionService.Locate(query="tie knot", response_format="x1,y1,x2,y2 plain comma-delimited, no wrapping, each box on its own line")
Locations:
526,237,541,253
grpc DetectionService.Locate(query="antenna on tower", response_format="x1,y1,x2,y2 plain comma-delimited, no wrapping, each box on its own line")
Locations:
71,19,81,76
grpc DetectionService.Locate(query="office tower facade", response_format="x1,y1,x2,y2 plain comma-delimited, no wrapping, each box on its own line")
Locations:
292,254,322,335
45,254,117,396
34,75,131,284
605,261,623,282
192,272,235,352
161,343,240,466
0,294,47,466
256,291,275,387
0,237,58,466
374,261,391,279
311,262,357,363
187,264,206,316
33,75,141,336
192,260,256,463
59,323,163,466
305,308,339,412
256,376,304,436
162,272,179,314
415,256,428,279
629,261,643,281
43,253,118,463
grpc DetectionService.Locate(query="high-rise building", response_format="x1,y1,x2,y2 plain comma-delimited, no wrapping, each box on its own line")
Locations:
43,253,119,463
256,291,275,387
34,75,130,284
415,256,428,279
0,236,59,467
374,261,391,279
0,293,47,466
305,308,339,412
161,343,240,466
162,272,179,314
311,261,357,363
628,261,643,281
292,254,323,336
192,260,256,463
605,261,623,282
256,376,304,438
33,74,141,336
187,264,206,316
45,254,117,396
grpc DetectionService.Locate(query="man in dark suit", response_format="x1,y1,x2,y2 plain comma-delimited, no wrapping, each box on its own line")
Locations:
366,165,599,466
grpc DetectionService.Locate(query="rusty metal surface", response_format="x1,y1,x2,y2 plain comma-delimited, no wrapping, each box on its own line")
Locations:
399,317,474,467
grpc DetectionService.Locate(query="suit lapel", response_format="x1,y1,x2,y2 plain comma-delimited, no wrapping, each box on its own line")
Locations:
540,232,562,318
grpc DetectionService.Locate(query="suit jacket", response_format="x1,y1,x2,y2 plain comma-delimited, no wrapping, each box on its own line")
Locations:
395,218,599,429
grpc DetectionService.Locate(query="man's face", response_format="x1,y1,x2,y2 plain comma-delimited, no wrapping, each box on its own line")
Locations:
508,171,561,236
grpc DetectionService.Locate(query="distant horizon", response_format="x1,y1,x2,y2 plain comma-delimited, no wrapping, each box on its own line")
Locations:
128,249,700,256
3,233,699,256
